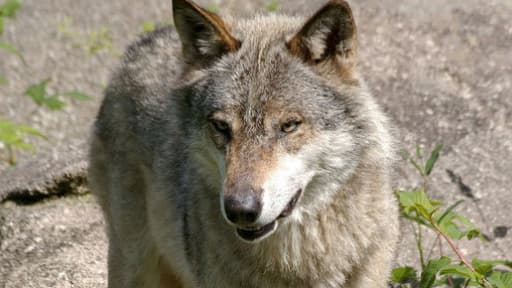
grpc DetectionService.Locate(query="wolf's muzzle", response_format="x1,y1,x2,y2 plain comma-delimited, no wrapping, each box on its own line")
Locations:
224,194,262,226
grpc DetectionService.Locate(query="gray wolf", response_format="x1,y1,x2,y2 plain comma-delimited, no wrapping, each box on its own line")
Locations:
88,0,399,287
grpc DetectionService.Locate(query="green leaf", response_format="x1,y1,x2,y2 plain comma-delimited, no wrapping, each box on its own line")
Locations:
401,149,425,176
416,144,423,159
0,120,46,157
11,140,34,151
0,40,17,54
488,271,512,288
425,144,443,176
25,79,51,105
0,0,22,18
142,21,155,32
440,221,464,240
409,157,425,176
472,260,494,276
391,266,418,284
472,259,512,275
436,200,465,224
0,75,7,85
453,213,481,240
0,41,25,63
16,125,47,139
0,16,4,34
43,96,66,110
398,190,436,218
465,229,480,240
62,91,92,101
435,210,481,240
435,276,470,288
401,212,432,228
0,40,26,64
265,0,280,12
420,256,451,288
24,79,67,110
85,27,113,55
440,264,477,281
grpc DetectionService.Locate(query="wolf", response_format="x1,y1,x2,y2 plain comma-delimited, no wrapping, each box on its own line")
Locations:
88,0,399,287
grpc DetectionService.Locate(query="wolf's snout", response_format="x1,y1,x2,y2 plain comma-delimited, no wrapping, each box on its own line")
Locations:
223,194,262,225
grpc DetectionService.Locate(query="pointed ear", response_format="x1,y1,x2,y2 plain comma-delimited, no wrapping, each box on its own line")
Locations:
287,0,356,67
172,0,241,67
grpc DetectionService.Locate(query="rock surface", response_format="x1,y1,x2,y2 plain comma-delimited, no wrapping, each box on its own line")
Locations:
0,0,511,286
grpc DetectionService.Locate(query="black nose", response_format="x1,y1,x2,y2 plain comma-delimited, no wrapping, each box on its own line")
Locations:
224,195,262,225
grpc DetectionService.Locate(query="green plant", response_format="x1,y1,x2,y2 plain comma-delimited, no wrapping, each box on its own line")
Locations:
57,17,117,56
0,119,46,165
0,0,24,74
24,79,91,110
0,0,20,33
265,0,280,12
142,21,156,32
391,145,512,287
1,2,92,166
0,79,91,165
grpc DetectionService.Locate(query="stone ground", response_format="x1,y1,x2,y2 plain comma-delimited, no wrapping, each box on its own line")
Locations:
0,0,511,287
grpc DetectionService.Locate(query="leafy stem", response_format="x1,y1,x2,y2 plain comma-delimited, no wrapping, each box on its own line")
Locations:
430,220,492,287
417,223,426,269
392,144,509,287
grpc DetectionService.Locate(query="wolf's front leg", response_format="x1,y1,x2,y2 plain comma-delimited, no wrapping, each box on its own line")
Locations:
106,224,160,288
102,164,161,288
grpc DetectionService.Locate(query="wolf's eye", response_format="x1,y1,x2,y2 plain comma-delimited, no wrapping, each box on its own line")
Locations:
281,120,301,134
210,119,230,134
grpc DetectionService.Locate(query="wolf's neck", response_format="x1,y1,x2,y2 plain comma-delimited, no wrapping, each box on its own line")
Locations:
245,163,381,281
247,189,357,279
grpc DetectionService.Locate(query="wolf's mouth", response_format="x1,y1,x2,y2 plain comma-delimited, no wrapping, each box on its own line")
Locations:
236,189,302,242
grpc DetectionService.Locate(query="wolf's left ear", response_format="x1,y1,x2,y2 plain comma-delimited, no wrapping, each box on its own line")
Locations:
173,0,241,68
287,0,356,67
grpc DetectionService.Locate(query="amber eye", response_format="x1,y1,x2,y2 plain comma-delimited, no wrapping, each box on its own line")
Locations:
281,120,301,134
210,119,230,134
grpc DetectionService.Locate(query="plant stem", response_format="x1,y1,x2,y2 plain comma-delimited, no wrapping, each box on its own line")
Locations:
426,234,441,260
447,276,455,287
7,144,16,166
417,223,425,269
433,221,474,271
422,175,428,198
431,221,492,287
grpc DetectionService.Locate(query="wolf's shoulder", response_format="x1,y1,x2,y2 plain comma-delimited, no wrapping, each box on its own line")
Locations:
95,26,183,145
124,26,181,64
109,25,184,93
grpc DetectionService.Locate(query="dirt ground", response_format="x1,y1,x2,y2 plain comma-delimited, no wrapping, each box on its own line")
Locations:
0,0,511,286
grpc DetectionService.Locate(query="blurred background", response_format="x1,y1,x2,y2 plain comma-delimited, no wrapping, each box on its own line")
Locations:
0,0,511,287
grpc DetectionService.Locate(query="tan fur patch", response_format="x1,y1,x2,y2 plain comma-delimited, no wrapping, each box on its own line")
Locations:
224,139,278,196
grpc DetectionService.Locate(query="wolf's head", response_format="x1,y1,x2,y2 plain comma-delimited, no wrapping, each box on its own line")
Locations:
174,0,383,242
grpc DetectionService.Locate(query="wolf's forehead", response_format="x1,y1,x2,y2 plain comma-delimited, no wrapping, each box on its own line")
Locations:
213,50,302,114
230,14,303,45
202,15,346,124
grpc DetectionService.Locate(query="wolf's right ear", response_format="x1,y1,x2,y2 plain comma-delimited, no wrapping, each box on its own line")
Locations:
173,0,241,68
287,0,357,69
